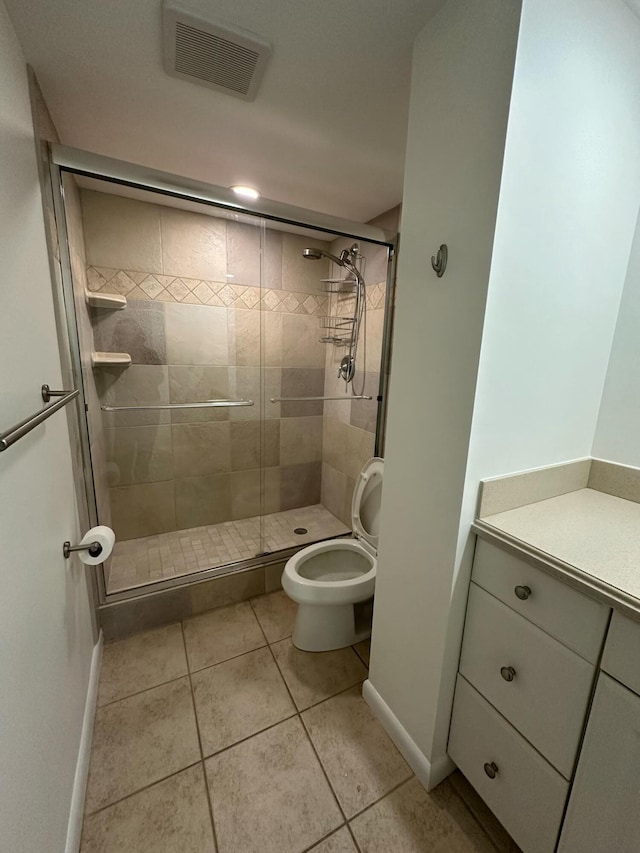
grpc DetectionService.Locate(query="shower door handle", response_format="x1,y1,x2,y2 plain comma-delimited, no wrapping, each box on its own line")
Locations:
101,399,254,411
269,396,372,403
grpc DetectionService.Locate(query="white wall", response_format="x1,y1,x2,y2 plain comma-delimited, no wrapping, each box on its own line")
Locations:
468,0,640,480
593,205,640,466
368,0,521,784
447,0,640,765
0,3,96,851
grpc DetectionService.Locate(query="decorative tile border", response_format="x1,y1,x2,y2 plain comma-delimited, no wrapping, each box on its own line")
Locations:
368,287,385,309
86,267,386,314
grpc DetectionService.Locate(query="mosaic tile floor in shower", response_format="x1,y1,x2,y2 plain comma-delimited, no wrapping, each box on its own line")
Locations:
107,504,350,593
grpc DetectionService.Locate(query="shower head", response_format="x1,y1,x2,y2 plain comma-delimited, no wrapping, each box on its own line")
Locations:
302,244,364,286
303,247,343,265
302,248,325,260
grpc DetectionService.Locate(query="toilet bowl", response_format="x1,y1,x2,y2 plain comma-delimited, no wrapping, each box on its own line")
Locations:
282,457,383,652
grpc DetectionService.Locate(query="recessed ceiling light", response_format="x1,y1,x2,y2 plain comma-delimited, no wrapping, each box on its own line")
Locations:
231,185,260,200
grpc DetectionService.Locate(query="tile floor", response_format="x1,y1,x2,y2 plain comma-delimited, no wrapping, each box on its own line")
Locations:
82,591,519,853
108,504,349,593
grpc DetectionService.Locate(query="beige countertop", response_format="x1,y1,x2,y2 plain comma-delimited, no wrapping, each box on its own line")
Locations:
474,488,640,620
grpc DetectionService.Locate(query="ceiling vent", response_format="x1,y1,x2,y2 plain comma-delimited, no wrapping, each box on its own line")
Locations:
162,3,272,101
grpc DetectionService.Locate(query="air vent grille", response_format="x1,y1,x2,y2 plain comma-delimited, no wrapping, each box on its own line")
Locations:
174,22,259,95
163,4,272,102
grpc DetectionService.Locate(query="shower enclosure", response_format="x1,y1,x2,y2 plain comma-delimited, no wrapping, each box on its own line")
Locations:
51,145,396,607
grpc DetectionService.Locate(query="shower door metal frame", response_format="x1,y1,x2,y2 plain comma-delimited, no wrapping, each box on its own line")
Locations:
49,161,103,607
49,143,397,606
52,145,396,247
375,242,398,457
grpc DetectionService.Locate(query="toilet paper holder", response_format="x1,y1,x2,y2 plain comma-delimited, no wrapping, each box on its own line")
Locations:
63,540,103,559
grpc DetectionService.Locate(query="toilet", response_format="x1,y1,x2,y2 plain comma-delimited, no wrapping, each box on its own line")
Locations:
282,457,383,652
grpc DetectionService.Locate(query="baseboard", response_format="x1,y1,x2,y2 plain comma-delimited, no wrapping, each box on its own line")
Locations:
65,631,103,853
362,679,455,791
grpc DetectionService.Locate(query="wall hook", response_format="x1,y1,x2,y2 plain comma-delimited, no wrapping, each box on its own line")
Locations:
431,244,448,278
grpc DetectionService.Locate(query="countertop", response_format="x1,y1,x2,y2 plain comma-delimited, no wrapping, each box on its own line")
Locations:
473,488,640,621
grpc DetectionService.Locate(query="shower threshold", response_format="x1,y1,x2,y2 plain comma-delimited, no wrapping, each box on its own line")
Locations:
107,504,350,594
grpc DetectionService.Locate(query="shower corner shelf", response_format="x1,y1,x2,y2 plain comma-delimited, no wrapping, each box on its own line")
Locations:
91,351,132,368
318,314,356,347
85,291,127,310
319,277,357,294
318,315,355,329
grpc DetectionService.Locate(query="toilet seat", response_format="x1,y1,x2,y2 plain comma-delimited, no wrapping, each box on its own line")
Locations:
282,457,383,606
282,539,376,605
350,456,384,553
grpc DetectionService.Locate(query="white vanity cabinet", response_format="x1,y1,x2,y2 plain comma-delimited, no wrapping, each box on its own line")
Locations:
558,673,640,852
448,538,610,853
558,611,640,852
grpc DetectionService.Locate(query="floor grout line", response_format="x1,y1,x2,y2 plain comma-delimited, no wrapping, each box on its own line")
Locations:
346,821,363,853
185,639,269,675
83,759,203,819
201,709,299,762
298,677,369,714
346,774,413,823
97,669,191,709
352,642,370,668
298,822,349,853
297,707,351,821
179,621,220,853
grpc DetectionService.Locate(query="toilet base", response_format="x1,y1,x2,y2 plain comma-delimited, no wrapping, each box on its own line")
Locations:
292,601,372,652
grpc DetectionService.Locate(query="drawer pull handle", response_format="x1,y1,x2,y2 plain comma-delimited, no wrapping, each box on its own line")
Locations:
484,761,499,779
500,665,516,682
514,585,531,600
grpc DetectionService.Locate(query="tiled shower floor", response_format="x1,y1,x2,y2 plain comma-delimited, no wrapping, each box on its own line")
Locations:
108,504,349,593
81,592,519,852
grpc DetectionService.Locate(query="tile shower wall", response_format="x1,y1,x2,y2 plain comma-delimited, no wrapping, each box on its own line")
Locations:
81,190,334,540
320,231,393,526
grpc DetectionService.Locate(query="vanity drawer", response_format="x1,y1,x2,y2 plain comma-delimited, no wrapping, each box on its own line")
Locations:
460,583,595,778
449,674,568,853
601,610,640,696
473,538,609,662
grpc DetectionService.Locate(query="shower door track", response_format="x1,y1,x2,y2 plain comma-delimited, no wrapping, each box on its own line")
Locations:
48,143,398,608
103,549,292,605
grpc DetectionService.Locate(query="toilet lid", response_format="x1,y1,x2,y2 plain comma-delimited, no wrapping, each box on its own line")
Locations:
352,457,384,554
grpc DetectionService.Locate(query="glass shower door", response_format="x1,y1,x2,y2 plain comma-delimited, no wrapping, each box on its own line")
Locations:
68,180,269,592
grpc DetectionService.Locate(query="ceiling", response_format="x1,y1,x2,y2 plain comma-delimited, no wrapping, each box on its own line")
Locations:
6,0,445,222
